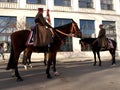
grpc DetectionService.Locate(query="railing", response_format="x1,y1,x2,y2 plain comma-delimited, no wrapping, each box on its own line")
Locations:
25,4,46,10
0,2,19,9
53,6,73,12
0,2,47,10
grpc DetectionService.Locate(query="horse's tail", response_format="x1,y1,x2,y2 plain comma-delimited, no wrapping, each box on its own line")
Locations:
6,44,15,70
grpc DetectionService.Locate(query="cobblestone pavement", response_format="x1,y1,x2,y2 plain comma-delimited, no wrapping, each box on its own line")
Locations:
0,57,120,90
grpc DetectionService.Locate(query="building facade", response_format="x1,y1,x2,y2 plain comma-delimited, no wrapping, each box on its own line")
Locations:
0,0,120,59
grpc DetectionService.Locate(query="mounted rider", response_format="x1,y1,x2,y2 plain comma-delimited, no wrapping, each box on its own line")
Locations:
97,24,108,49
26,8,54,47
33,8,54,47
92,24,113,50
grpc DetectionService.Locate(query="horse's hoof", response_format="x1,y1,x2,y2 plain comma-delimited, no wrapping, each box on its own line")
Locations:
112,64,116,66
17,78,23,82
47,75,52,79
29,64,32,68
54,71,60,76
24,65,28,70
11,74,15,77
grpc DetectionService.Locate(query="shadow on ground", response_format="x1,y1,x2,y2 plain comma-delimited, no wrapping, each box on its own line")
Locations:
0,57,120,90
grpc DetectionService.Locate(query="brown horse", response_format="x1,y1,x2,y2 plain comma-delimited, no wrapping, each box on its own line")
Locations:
6,20,82,81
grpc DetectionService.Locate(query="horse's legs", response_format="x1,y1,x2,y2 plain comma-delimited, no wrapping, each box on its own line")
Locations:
97,51,101,66
28,55,32,68
44,52,47,66
23,49,32,70
14,52,23,81
46,52,53,79
109,49,116,65
22,53,28,70
93,51,97,66
52,52,59,76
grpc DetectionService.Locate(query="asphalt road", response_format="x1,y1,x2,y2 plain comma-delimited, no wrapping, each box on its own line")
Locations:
0,57,120,90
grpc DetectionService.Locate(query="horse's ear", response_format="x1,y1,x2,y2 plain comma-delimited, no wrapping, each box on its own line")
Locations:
71,19,74,22
71,19,76,24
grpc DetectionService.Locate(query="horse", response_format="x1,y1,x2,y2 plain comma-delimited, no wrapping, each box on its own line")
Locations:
0,42,9,60
80,38,117,66
22,47,48,70
6,20,82,81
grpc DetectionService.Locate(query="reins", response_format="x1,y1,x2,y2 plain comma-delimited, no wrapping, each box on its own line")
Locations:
53,23,76,44
56,29,74,37
55,23,76,37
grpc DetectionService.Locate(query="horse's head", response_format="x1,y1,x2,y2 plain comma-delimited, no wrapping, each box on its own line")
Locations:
70,20,82,38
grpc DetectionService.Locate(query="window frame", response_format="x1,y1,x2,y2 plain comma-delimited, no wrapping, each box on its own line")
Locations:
26,0,46,5
79,0,93,8
54,18,73,51
0,0,17,3
26,17,35,29
54,0,71,7
80,19,95,51
102,21,116,41
101,0,113,10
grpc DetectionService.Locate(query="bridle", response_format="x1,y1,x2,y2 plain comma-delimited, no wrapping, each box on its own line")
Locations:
54,22,80,44
56,22,79,37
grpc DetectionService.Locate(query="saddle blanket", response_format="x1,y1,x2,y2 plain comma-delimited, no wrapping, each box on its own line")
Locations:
26,31,34,45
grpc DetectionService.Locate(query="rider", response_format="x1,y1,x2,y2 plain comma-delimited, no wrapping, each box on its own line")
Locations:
97,24,114,49
92,24,112,50
34,8,54,37
97,24,108,48
33,8,54,47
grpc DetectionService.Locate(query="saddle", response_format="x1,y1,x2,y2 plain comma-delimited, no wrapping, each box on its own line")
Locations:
100,38,113,51
26,24,53,47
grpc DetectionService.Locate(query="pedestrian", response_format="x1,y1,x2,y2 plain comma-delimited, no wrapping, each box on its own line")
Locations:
0,43,5,60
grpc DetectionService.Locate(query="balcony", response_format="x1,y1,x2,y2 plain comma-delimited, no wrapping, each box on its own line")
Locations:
25,4,46,10
0,2,18,9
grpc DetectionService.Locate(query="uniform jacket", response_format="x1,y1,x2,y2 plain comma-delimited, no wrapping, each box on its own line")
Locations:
33,13,53,47
98,28,108,48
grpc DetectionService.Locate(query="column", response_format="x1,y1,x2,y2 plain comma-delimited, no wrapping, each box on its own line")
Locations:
71,0,79,11
94,0,101,13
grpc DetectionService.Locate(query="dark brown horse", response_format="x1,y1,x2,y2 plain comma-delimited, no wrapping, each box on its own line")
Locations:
80,38,117,66
6,20,82,81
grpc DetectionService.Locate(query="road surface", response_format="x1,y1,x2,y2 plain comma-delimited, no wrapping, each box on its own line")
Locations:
0,57,120,90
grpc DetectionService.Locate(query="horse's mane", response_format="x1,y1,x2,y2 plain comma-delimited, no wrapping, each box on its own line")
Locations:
54,22,72,30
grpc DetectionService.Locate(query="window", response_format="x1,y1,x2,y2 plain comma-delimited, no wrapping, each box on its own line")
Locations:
0,16,16,51
102,21,116,41
101,0,113,10
80,19,95,38
54,0,71,6
26,0,46,4
0,0,17,3
54,18,73,51
79,0,93,8
26,17,35,29
80,19,95,51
